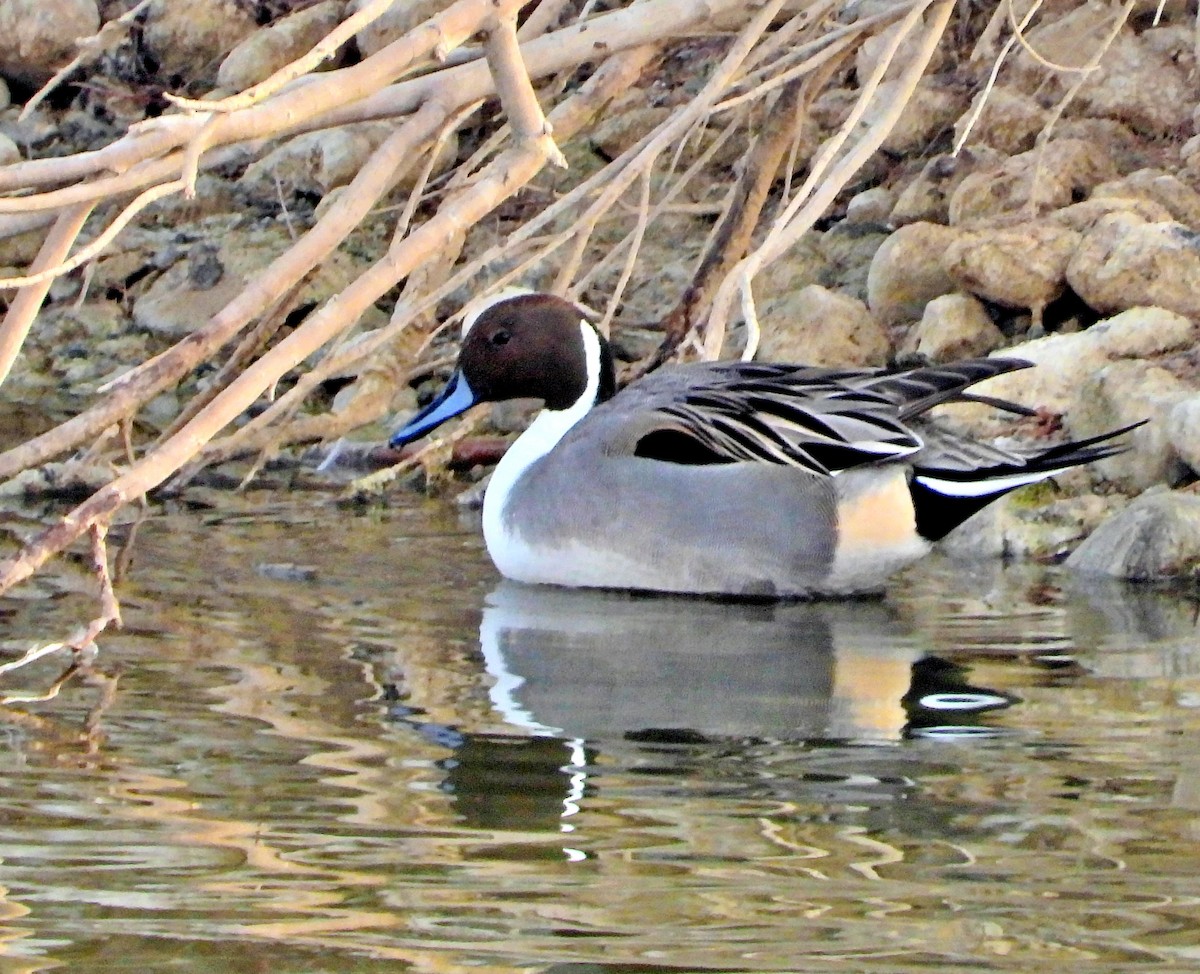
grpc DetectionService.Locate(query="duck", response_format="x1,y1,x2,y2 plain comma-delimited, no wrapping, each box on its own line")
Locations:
390,290,1135,598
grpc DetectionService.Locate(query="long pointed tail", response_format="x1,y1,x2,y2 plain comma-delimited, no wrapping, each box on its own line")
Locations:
910,421,1144,542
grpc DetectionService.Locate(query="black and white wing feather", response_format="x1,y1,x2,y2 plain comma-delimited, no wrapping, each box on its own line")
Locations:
628,359,1035,476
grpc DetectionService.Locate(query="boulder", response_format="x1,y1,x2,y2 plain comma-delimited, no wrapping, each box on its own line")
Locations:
856,14,947,82
1067,212,1200,318
942,222,1081,319
866,222,959,327
907,292,1004,362
132,221,373,339
217,1,345,92
865,77,966,155
1011,4,1192,135
1167,398,1200,478
949,138,1117,224
1091,169,1200,228
757,285,889,367
954,86,1049,155
0,0,98,84
0,132,19,167
349,0,458,57
1050,195,1174,233
1066,490,1200,580
845,186,896,225
241,121,456,199
890,147,1003,226
143,0,257,80
944,306,1197,435
1071,360,1195,491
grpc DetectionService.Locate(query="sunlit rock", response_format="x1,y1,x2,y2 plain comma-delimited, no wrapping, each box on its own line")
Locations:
1067,490,1200,579
866,221,958,326
1067,212,1200,318
0,0,98,84
218,0,346,92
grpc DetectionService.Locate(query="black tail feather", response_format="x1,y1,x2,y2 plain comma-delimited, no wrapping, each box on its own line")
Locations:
910,420,1144,542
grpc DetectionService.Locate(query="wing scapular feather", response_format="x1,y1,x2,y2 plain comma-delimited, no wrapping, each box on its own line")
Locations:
630,359,1040,474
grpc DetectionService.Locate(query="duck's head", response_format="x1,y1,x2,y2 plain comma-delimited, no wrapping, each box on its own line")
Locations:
389,291,616,448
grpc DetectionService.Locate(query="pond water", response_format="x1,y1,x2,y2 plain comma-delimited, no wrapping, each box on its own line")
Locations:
2,497,1200,973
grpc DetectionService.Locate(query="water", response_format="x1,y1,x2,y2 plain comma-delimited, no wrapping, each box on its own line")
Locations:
2,497,1200,972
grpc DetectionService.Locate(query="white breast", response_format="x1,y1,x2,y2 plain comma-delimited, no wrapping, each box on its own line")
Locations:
481,321,602,582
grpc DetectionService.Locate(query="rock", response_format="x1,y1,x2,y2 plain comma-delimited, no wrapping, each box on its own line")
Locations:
1050,195,1174,232
949,139,1117,224
1167,398,1200,476
908,292,1004,362
1142,24,1195,80
1091,169,1200,227
143,0,257,81
889,147,1003,225
757,285,888,367
217,0,345,92
845,186,895,225
1067,212,1200,318
349,0,457,57
809,86,856,130
1053,117,1148,172
0,76,9,111
0,0,98,84
241,120,456,198
954,86,1049,155
866,222,959,327
0,132,18,167
0,462,113,500
1012,5,1191,135
940,490,1120,562
1071,359,1194,490
132,220,371,339
866,77,966,155
751,237,830,308
948,306,1197,435
1066,490,1200,579
2,301,151,397
589,104,669,160
815,221,889,302
856,14,946,83
942,222,1081,319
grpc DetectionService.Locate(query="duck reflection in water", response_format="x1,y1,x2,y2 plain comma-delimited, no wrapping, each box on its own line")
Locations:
409,583,1013,839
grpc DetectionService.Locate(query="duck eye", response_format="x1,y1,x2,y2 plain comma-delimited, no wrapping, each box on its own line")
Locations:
490,329,511,347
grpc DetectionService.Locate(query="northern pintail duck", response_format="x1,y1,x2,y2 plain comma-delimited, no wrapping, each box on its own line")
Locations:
390,292,1133,598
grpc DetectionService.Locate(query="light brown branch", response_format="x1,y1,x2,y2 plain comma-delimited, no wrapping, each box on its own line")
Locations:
164,0,400,114
19,0,155,122
0,201,94,387
704,0,954,357
189,47,658,471
0,135,559,596
0,100,449,482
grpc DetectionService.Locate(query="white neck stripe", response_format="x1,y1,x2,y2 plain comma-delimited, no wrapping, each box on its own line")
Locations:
481,320,601,567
